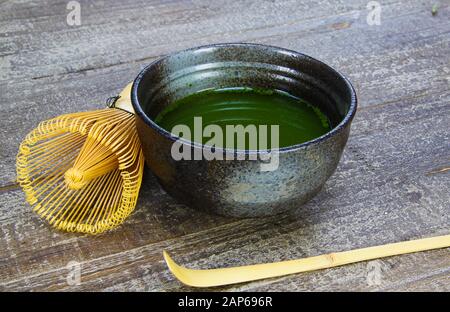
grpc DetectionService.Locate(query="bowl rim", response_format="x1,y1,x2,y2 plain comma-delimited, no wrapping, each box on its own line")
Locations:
131,42,357,154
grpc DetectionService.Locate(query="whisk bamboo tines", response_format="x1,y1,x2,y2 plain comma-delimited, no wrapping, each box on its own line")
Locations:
16,83,144,234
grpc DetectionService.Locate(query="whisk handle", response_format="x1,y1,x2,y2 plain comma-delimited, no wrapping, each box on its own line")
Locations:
108,83,135,114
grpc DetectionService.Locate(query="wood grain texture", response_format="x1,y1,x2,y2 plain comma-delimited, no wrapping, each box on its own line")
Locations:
0,0,449,291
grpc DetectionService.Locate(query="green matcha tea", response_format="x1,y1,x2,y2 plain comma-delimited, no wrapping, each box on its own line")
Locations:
155,87,331,149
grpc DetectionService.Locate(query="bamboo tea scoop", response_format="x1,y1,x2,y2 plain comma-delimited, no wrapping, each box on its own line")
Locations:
163,234,450,287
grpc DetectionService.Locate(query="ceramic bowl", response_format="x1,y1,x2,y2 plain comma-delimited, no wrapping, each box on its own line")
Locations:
131,43,357,217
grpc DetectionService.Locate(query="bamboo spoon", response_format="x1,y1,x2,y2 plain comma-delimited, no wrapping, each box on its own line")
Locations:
163,234,450,287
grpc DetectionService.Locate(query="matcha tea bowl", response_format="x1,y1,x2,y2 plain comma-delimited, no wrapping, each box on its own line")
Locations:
131,43,357,218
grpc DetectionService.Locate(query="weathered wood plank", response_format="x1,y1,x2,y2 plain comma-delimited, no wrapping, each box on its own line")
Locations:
1,0,396,81
1,0,447,85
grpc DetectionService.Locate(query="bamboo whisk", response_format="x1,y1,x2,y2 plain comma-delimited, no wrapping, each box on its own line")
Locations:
16,84,144,234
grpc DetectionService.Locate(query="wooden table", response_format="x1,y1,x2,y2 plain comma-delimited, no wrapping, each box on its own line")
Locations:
0,0,449,291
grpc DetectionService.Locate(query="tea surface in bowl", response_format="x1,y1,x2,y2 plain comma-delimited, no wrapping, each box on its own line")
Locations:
155,87,330,149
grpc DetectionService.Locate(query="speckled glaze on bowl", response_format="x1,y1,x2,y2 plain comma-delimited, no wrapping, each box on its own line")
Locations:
131,43,357,218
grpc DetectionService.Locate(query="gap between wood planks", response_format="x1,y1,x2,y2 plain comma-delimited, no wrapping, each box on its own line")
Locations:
30,54,163,81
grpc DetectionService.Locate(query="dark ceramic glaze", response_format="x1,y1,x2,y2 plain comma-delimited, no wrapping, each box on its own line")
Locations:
131,43,357,218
